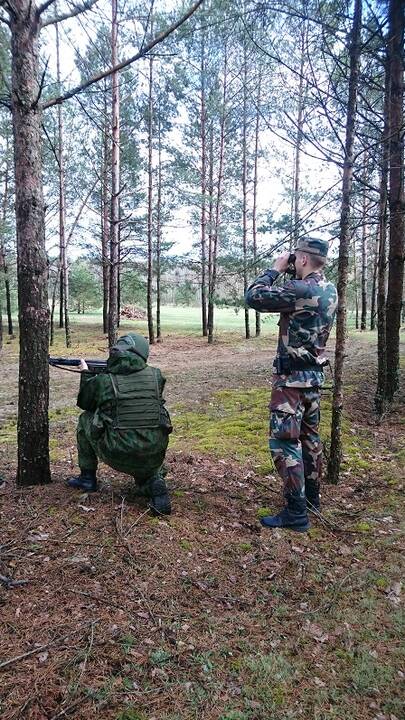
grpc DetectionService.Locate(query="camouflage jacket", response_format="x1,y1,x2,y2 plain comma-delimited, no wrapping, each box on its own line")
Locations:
77,351,171,472
245,269,338,388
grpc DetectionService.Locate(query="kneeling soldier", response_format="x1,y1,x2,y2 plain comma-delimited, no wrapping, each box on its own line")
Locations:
68,333,172,515
245,237,338,532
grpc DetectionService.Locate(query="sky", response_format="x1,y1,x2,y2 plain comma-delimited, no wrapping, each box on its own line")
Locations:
39,0,341,263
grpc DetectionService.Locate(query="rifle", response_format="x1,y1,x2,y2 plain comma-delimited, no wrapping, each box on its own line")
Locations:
49,357,107,373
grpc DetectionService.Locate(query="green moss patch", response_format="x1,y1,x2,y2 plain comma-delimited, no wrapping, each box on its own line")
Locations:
173,387,372,477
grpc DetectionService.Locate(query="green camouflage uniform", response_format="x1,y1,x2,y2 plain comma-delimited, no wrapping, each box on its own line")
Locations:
245,238,338,505
76,339,172,486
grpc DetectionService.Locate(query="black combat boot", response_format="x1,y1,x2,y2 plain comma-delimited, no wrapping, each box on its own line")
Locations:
148,473,171,516
68,470,98,492
260,495,310,532
305,480,321,512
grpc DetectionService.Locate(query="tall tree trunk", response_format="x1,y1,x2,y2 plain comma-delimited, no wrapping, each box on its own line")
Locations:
385,0,405,402
156,114,162,341
59,270,64,328
0,133,14,337
252,72,261,337
56,19,70,347
108,0,120,348
147,52,155,345
353,237,359,329
375,56,391,414
208,47,228,345
200,31,208,337
242,42,250,340
292,24,306,243
10,0,51,485
370,228,379,331
327,0,362,485
102,81,110,335
360,190,368,331
49,267,60,347
207,122,214,340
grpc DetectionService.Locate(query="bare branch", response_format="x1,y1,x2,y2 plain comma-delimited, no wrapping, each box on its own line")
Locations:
36,0,58,16
41,0,205,110
40,0,100,29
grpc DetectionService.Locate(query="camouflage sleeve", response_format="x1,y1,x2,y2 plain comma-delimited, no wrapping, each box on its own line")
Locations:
76,372,99,412
245,269,296,313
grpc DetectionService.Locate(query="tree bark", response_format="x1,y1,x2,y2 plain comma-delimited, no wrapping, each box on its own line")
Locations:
360,189,368,331
200,30,208,337
10,0,51,485
374,54,391,415
327,0,362,485
56,17,70,347
208,47,228,345
102,80,110,335
146,52,155,345
252,72,261,337
108,0,120,348
292,24,306,243
156,114,162,341
385,0,405,402
353,237,359,329
242,41,250,340
370,228,378,331
0,133,14,337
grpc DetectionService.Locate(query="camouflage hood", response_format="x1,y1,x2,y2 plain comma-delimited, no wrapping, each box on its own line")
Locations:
107,333,149,375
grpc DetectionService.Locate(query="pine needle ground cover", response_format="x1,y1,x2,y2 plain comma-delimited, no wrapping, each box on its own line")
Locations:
0,323,404,720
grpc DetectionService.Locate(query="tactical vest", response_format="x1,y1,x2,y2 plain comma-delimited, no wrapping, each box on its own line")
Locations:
108,367,162,430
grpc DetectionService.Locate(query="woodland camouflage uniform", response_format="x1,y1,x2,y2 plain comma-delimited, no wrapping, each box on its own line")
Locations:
71,333,172,512
245,237,338,526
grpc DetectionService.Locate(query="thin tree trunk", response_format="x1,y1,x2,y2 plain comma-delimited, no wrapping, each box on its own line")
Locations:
327,0,362,485
56,19,70,347
252,72,261,337
200,31,208,337
208,47,228,345
10,0,51,485
242,42,250,340
385,0,405,402
59,270,64,328
293,24,306,244
370,228,379,331
108,0,120,348
49,267,60,346
147,52,155,345
353,237,359,329
0,133,14,337
360,190,368,331
156,114,162,341
102,81,110,335
207,122,214,340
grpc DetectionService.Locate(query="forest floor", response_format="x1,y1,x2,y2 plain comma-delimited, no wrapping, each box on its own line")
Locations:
0,322,404,720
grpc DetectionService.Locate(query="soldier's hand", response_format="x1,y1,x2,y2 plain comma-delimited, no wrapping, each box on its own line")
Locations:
272,252,291,273
79,358,89,371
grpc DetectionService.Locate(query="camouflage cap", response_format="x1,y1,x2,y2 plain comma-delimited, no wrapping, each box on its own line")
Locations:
112,333,149,361
294,236,329,258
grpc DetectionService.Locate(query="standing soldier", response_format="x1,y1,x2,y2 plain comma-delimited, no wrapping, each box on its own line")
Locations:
245,237,338,532
68,333,172,515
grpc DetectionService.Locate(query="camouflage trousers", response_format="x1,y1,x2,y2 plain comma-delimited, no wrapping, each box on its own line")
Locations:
77,411,165,485
269,386,322,501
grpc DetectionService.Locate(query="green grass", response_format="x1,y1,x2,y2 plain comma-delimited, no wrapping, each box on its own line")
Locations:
53,306,280,336
173,387,372,476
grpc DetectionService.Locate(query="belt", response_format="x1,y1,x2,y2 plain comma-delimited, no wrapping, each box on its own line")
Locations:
273,356,327,375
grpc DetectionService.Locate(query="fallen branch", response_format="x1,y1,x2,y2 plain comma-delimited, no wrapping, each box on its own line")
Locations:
0,573,30,589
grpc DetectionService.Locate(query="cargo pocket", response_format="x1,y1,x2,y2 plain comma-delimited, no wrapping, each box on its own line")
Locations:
270,410,300,440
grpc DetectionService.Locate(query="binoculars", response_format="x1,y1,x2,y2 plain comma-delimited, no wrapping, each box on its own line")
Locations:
286,253,296,276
